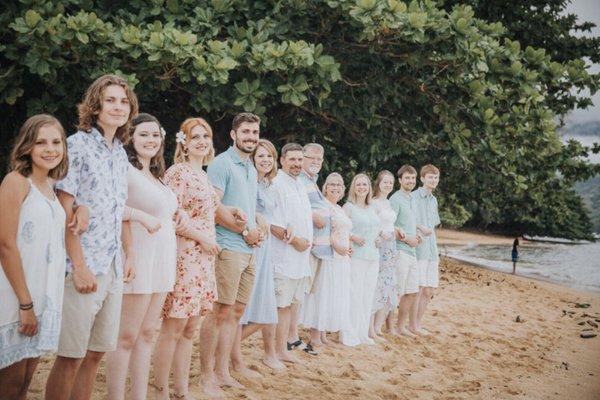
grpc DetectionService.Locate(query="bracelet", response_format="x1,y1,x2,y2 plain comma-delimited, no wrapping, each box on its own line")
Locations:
19,302,33,310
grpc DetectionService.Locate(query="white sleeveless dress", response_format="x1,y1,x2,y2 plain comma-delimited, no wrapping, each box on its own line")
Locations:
0,178,66,368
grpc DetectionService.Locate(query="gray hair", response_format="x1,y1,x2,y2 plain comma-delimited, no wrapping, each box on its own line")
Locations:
303,143,324,154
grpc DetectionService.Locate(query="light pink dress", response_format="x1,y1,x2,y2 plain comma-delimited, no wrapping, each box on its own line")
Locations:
123,166,177,294
162,163,218,319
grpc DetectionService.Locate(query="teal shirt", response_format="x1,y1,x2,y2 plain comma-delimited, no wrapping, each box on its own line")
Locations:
344,202,380,261
413,187,441,261
207,146,257,254
389,190,417,257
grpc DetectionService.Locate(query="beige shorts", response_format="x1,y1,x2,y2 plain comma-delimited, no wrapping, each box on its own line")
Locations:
274,274,306,308
58,264,123,358
397,251,419,295
215,249,255,305
417,259,439,288
306,254,323,294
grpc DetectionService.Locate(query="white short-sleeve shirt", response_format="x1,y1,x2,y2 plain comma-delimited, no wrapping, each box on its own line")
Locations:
270,170,313,279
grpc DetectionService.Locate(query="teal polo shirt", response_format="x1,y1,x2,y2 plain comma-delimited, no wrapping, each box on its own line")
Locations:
207,146,257,254
389,189,417,257
413,187,441,261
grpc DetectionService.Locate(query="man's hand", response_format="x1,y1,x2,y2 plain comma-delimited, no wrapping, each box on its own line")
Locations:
232,207,247,228
404,236,420,248
72,266,97,294
200,238,221,256
18,308,38,336
291,237,311,252
313,213,326,229
123,256,136,283
69,205,90,235
284,224,294,243
418,226,433,237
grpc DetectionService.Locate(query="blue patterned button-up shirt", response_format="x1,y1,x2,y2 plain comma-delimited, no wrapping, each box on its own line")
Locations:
55,128,128,277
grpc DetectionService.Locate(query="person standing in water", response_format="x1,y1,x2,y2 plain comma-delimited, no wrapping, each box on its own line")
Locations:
512,238,519,274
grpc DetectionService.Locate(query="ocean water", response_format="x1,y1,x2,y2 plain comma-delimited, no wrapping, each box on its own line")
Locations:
443,241,600,293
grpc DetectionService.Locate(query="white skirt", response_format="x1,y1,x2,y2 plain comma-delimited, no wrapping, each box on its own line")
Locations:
340,258,379,346
301,256,351,332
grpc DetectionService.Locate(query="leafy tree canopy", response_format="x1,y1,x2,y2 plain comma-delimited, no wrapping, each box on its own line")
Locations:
1,0,599,239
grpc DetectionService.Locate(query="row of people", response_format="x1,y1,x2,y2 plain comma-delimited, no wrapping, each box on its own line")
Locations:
0,74,441,399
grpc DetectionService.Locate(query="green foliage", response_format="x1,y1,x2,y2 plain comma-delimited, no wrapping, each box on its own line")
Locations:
1,0,599,239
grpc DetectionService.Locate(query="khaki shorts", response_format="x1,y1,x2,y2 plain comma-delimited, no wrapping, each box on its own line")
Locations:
57,263,123,358
215,249,255,305
417,259,440,288
397,251,419,295
274,274,305,308
307,254,323,294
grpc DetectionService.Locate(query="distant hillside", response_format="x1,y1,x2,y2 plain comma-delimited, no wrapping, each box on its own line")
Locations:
575,176,600,233
560,120,600,137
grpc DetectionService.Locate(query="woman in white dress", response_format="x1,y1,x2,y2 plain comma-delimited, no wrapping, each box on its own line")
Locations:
106,113,181,400
0,115,70,398
302,173,352,345
341,173,381,346
371,170,399,337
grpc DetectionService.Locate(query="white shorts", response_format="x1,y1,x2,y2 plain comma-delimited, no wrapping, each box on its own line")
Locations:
274,273,305,308
397,251,419,295
417,259,439,288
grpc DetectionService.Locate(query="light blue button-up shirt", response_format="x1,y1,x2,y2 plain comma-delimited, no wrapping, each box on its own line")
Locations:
298,171,333,260
55,128,128,277
413,187,441,261
207,146,257,254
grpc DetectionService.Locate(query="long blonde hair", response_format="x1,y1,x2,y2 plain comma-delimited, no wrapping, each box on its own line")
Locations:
173,117,215,165
347,173,372,205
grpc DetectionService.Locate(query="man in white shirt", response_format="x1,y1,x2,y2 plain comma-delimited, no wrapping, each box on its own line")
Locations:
270,143,313,363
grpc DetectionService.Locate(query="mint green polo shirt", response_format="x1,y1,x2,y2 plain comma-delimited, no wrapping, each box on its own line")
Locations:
207,146,257,254
389,190,417,257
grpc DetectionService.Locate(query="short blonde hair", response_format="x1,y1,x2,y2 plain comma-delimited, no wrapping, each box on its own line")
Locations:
347,173,372,205
252,139,278,183
173,117,215,165
10,114,68,180
420,164,440,178
77,74,139,142
322,172,345,202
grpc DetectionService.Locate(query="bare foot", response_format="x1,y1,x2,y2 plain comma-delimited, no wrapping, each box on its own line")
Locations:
388,326,399,336
262,356,286,370
417,328,431,336
151,383,170,400
233,365,262,379
216,373,245,389
199,378,226,398
399,328,417,338
309,339,323,348
277,351,299,363
173,391,196,400
321,334,330,345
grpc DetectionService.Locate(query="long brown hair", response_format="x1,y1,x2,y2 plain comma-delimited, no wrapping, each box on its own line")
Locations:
173,117,215,165
347,173,373,205
373,170,394,198
124,113,166,179
77,74,139,142
9,114,68,180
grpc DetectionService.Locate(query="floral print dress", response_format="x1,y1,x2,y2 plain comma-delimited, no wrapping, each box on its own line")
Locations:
162,163,218,318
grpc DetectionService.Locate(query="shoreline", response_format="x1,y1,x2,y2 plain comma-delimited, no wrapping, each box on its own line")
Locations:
27,255,600,399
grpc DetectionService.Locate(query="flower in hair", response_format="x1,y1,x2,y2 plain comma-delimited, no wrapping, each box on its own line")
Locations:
175,130,186,144
160,127,166,138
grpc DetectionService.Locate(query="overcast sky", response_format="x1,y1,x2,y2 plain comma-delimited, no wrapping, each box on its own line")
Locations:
564,0,600,124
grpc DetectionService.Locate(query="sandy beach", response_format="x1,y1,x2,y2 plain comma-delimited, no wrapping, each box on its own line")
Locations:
26,231,600,399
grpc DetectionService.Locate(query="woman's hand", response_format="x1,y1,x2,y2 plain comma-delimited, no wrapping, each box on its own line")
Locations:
200,238,221,256
69,204,90,235
18,308,38,337
351,235,365,247
140,213,161,234
284,224,294,243
174,209,190,234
